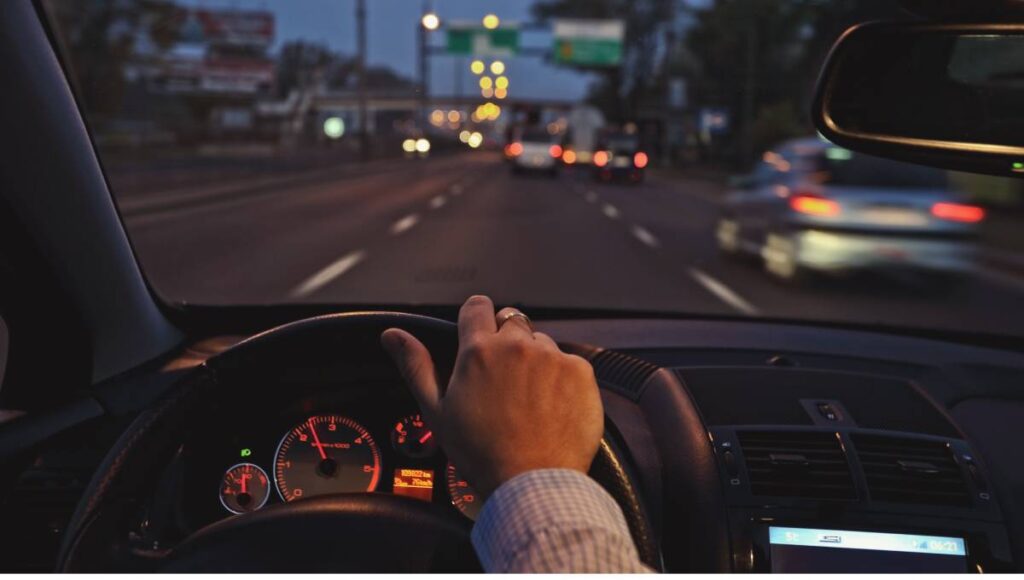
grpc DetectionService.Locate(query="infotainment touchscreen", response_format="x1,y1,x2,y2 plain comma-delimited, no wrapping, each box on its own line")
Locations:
769,527,968,573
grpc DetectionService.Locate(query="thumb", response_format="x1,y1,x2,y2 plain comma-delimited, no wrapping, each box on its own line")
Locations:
380,328,442,423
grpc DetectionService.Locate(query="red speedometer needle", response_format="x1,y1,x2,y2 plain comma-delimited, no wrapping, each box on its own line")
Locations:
240,473,249,494
419,431,434,444
308,418,328,460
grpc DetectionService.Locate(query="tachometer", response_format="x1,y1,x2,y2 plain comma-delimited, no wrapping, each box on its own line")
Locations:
274,415,381,502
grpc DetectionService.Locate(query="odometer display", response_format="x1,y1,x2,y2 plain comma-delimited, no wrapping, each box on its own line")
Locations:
274,415,381,502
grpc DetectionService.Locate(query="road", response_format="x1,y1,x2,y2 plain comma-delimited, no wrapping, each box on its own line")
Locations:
125,151,1024,337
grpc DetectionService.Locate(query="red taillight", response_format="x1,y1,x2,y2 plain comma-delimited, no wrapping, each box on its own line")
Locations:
594,151,610,167
507,142,523,157
633,152,649,169
790,194,841,217
931,202,985,223
562,150,577,165
549,144,563,158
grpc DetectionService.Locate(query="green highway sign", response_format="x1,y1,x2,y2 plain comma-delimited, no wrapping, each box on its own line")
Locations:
553,19,625,67
446,27,519,57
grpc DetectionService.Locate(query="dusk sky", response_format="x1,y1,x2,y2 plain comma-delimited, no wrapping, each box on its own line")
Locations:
181,0,603,101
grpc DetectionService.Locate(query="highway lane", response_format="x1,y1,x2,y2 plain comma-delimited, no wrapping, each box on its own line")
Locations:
124,151,1024,337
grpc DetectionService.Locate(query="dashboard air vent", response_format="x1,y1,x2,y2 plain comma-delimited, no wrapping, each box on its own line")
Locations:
737,431,856,500
852,434,970,507
589,349,660,400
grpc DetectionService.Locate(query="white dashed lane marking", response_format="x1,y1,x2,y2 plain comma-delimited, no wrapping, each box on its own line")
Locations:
290,250,367,298
430,195,447,209
602,204,621,219
631,225,660,248
688,267,760,316
389,214,420,235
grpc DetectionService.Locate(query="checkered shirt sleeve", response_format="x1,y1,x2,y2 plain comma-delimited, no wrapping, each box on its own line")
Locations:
470,469,653,573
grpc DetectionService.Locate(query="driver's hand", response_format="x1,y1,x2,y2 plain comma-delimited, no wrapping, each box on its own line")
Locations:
381,295,603,499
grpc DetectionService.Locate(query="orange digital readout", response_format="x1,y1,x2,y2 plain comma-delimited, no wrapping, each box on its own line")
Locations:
393,468,434,502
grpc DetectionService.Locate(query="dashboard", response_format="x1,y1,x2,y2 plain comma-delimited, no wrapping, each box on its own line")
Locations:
180,382,481,531
3,315,1024,572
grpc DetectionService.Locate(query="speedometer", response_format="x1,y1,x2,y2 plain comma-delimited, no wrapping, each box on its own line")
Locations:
274,415,381,502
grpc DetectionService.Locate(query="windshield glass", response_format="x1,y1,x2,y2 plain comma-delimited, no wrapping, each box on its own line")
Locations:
44,0,1024,338
821,153,950,189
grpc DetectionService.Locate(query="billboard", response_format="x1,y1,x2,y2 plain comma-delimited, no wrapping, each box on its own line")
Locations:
177,9,275,47
149,8,276,97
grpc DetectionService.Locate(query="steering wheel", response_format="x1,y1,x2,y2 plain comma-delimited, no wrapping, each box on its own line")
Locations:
57,313,658,572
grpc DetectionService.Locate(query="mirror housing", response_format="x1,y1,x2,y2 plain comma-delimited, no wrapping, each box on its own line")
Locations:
813,21,1024,178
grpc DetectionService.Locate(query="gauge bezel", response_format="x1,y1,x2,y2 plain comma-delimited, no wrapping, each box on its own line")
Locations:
219,462,271,515
273,414,382,502
446,462,482,521
390,413,439,459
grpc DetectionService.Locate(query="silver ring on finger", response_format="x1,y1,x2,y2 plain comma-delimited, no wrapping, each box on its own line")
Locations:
497,311,534,333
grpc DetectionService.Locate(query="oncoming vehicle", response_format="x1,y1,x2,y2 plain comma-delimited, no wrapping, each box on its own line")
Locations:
717,138,985,284
3,0,1024,575
593,131,648,183
507,127,561,176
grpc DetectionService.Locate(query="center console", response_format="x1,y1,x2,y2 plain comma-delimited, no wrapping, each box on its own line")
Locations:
682,366,1015,573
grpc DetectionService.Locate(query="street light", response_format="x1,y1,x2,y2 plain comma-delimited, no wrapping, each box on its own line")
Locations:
470,60,485,75
421,12,440,30
490,61,505,75
479,76,493,90
495,76,509,90
482,14,500,30
494,87,508,100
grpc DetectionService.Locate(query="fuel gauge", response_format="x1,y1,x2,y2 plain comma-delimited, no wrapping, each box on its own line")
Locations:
219,463,270,515
391,414,438,459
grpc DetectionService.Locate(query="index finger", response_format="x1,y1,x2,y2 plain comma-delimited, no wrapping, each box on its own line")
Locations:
458,295,497,343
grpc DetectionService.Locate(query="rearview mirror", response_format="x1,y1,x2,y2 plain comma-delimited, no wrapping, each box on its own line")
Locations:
813,22,1024,178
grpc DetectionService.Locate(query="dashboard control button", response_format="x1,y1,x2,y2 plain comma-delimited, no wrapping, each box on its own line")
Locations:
723,450,739,478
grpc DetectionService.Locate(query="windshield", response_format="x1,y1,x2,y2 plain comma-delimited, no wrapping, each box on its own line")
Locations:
821,153,950,189
44,1,1024,338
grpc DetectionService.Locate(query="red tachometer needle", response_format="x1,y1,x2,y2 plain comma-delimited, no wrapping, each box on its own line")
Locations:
419,431,434,444
240,473,249,494
308,418,328,460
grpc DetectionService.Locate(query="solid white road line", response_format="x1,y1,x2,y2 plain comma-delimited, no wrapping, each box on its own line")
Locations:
290,250,366,298
430,195,447,209
631,225,660,248
602,203,621,219
389,214,420,235
688,267,760,316
585,191,599,203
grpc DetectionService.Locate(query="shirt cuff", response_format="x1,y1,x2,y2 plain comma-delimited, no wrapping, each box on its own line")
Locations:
470,468,641,572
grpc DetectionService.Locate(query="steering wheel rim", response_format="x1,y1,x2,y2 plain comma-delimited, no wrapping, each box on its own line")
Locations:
58,312,658,572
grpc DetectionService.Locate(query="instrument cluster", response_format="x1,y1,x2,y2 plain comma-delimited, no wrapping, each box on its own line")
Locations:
181,387,482,530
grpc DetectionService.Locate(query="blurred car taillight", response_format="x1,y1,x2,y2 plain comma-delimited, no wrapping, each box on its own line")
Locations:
506,142,523,157
931,202,985,223
549,144,563,158
563,150,577,164
790,194,841,217
594,151,610,167
633,152,649,169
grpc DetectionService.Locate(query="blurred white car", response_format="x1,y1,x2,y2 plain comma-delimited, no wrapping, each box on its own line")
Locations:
717,137,985,284
507,127,561,177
